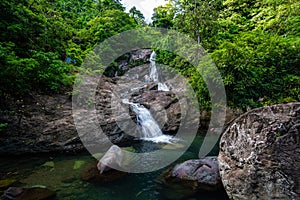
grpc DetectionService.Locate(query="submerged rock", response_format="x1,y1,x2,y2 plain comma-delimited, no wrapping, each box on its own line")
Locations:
81,162,126,185
97,145,123,174
1,187,56,200
219,103,300,200
82,145,127,184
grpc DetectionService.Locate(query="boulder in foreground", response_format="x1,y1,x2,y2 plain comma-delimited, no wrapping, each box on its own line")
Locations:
162,156,225,199
219,103,300,199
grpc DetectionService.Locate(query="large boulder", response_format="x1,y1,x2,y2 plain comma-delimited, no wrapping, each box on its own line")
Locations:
219,103,300,199
108,49,152,76
162,157,224,199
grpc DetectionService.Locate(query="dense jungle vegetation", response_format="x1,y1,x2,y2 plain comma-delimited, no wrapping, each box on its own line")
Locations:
1,0,299,110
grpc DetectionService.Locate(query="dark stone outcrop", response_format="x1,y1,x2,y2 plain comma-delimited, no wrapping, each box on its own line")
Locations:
219,103,300,200
1,187,56,200
108,49,152,76
0,93,82,154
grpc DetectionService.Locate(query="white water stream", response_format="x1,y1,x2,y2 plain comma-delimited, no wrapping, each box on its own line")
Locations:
149,51,169,92
122,99,174,143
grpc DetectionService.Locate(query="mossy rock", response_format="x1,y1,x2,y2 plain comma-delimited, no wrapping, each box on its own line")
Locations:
161,143,185,150
0,179,17,189
73,160,85,170
41,161,54,168
121,146,135,153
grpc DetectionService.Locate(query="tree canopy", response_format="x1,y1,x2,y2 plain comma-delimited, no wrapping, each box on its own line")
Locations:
152,0,300,110
0,0,299,111
0,0,136,94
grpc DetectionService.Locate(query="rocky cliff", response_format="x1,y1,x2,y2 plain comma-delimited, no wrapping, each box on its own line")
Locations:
0,76,183,154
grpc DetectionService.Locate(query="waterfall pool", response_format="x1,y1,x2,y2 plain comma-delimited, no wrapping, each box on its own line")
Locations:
0,135,229,200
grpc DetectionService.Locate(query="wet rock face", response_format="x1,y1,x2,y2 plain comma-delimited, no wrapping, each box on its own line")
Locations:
219,103,300,200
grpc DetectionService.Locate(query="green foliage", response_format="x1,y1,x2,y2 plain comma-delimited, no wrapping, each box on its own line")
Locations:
211,30,299,109
0,0,137,95
153,0,299,110
151,3,175,29
1,0,299,112
0,123,8,132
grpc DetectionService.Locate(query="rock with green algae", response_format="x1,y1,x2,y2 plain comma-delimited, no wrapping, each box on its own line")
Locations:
1,187,56,200
121,146,135,152
161,143,185,150
73,160,85,170
0,179,17,189
91,153,103,159
41,161,54,168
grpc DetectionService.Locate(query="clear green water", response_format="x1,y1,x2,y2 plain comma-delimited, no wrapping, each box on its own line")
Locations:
0,135,228,200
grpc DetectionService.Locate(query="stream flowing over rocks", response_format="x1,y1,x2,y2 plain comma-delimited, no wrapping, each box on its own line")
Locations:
0,50,190,154
219,102,300,200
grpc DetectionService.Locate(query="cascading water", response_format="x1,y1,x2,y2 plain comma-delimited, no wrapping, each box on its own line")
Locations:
149,51,158,82
117,51,177,143
122,99,174,143
130,103,163,138
149,51,169,92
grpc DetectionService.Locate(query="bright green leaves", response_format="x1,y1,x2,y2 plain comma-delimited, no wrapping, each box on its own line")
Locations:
211,30,300,109
0,0,137,95
155,0,300,110
1,49,74,93
151,3,175,29
81,9,136,48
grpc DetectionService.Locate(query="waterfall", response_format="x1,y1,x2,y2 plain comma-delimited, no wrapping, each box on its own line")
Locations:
130,103,163,138
149,51,169,91
149,51,158,82
122,99,174,143
158,83,169,91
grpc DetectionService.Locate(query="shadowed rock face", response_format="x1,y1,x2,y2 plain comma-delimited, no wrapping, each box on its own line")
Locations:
219,103,300,200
